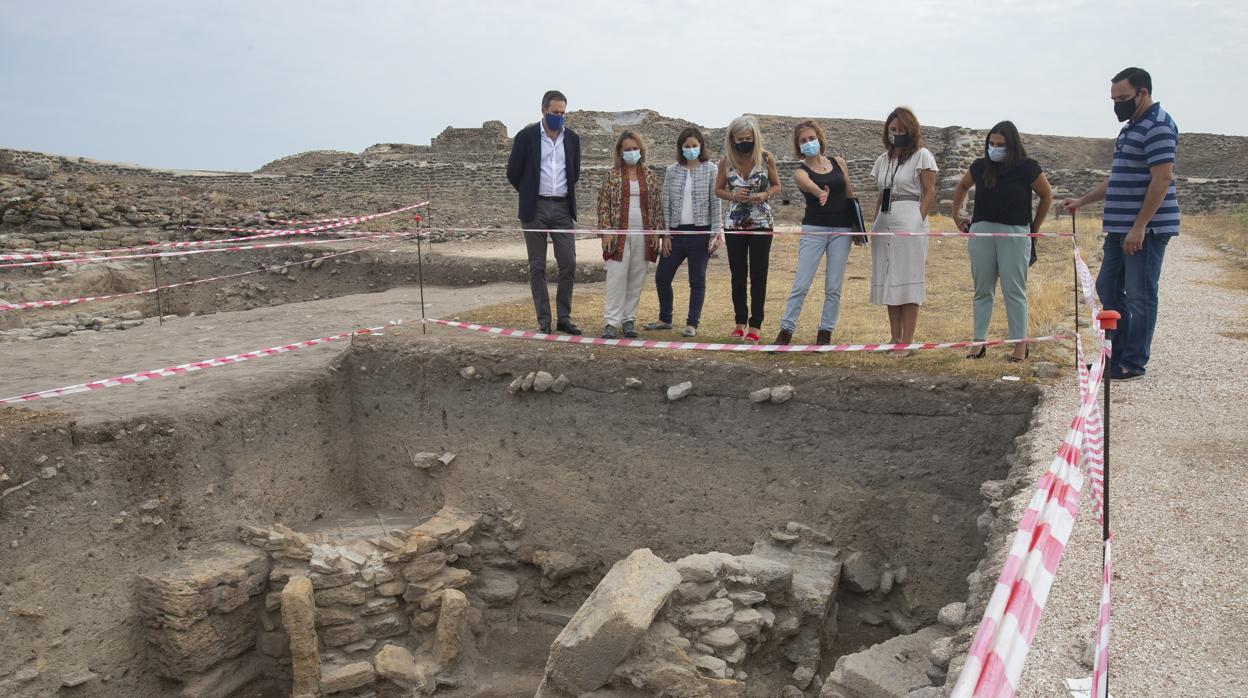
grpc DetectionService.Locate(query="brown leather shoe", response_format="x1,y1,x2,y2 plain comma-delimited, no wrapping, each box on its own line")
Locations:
816,330,832,345
774,329,793,345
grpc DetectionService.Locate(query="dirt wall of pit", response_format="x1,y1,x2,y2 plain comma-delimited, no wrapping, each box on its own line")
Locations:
0,373,355,697
343,341,1038,615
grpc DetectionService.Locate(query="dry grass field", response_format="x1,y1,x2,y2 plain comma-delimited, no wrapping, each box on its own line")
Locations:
450,213,1103,381
451,209,1248,381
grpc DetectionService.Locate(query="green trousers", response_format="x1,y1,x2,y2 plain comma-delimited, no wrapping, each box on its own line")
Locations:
968,222,1031,340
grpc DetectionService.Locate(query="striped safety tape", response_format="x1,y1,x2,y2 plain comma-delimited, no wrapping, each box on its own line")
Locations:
0,235,418,311
0,201,429,262
0,231,419,269
422,318,1068,353
951,332,1107,697
410,225,1075,238
185,201,427,235
0,321,403,405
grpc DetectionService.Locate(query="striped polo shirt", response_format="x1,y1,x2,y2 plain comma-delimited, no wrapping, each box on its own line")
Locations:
1104,102,1180,235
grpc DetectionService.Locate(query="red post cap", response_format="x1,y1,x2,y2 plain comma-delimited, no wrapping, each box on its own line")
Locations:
412,214,423,223
1096,310,1121,331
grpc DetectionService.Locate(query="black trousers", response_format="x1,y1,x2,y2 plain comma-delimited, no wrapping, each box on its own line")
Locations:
725,230,773,328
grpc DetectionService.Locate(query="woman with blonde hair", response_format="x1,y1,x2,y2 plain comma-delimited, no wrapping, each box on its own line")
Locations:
869,106,938,355
715,115,781,342
596,130,665,339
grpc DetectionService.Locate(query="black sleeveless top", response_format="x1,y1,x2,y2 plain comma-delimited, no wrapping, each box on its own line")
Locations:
801,159,853,228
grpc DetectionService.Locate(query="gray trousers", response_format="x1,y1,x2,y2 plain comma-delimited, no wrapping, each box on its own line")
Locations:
522,198,576,327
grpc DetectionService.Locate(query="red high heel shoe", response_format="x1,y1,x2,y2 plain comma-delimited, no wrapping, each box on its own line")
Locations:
745,330,761,343
730,328,745,339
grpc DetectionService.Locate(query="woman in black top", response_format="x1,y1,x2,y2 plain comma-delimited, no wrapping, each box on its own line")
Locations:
951,121,1053,361
775,120,861,345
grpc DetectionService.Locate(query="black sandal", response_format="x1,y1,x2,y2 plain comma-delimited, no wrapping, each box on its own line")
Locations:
966,345,987,359
1006,347,1030,363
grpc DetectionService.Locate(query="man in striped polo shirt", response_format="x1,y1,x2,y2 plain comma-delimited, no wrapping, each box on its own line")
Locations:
1062,67,1179,381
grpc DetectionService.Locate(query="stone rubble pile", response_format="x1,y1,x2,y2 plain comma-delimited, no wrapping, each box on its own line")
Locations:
0,310,168,342
137,499,600,697
535,521,953,698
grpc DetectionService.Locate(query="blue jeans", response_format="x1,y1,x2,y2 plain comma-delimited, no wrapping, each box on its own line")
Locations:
1096,231,1171,374
655,225,712,327
780,226,853,333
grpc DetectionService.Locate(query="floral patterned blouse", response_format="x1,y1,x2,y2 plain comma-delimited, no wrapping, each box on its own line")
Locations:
724,154,775,230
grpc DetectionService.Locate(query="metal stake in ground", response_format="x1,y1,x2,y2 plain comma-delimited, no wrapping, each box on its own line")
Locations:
151,258,165,326
1072,213,1079,372
1095,310,1118,547
415,213,427,334
1096,308,1120,698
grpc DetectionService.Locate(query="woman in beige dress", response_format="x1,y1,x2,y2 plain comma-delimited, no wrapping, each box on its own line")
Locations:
869,106,938,355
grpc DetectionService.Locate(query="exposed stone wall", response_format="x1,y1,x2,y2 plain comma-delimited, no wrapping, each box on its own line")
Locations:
3,110,1246,252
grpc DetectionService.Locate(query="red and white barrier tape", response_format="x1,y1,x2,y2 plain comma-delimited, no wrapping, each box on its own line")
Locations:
0,235,417,312
185,200,427,235
250,215,349,225
423,318,1068,353
1091,537,1112,698
0,321,403,405
952,331,1107,697
0,201,429,262
411,225,1075,238
0,231,421,269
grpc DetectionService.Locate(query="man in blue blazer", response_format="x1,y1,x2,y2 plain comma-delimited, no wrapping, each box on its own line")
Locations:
506,90,583,335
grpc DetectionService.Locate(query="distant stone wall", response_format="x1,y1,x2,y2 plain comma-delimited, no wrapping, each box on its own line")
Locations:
3,137,1246,254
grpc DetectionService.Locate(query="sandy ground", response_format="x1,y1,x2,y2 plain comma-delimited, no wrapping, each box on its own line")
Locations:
1013,233,1248,697
0,284,530,423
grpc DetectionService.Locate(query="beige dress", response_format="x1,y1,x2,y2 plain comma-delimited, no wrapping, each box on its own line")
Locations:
869,147,938,305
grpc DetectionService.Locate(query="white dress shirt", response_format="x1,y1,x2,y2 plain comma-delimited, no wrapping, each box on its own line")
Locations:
539,127,568,197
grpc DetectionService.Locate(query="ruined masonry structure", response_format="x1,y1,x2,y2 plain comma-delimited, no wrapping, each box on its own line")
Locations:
2,109,1247,253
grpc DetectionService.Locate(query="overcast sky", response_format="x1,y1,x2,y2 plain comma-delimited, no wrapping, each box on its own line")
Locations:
2,0,1243,171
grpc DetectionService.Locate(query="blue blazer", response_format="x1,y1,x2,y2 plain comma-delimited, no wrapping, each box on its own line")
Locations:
506,122,581,222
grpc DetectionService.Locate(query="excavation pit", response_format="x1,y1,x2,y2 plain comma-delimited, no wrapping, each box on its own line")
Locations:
0,336,1038,697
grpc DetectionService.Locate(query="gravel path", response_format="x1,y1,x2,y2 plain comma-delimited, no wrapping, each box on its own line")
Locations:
1014,233,1248,697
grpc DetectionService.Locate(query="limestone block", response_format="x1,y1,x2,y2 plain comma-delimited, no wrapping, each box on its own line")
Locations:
721,554,792,594
829,626,952,698
362,610,408,638
678,598,735,629
412,507,480,545
674,552,733,583
475,569,520,606
137,544,268,678
752,538,841,619
841,551,881,593
320,661,375,694
321,621,366,648
434,588,470,669
281,576,320,697
373,643,435,692
540,548,682,695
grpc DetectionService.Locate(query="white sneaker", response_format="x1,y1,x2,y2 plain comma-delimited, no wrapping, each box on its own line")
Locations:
682,325,697,337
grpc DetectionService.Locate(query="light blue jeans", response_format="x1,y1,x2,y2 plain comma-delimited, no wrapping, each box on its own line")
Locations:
780,226,853,333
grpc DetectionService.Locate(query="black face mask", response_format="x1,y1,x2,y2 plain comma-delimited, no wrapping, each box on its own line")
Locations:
1114,93,1139,122
890,133,910,148
733,140,756,154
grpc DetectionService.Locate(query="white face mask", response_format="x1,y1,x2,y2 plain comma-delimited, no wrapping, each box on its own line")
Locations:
622,149,641,165
987,145,1007,162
